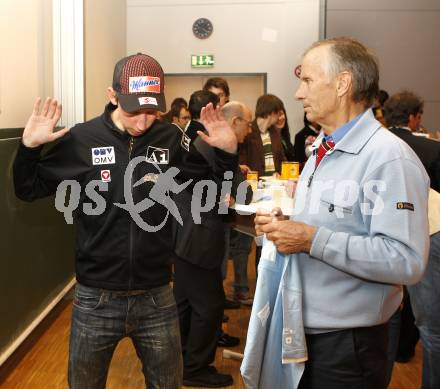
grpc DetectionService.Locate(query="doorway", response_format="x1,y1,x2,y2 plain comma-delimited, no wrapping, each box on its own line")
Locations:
164,74,267,114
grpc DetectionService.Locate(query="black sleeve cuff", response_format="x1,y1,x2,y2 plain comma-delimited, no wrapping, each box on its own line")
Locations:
18,141,44,159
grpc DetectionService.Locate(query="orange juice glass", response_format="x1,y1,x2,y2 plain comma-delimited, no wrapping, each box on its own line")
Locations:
281,162,299,179
246,171,258,181
247,171,259,193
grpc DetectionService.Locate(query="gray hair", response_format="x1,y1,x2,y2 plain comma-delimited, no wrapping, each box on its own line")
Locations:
221,101,245,121
305,37,379,107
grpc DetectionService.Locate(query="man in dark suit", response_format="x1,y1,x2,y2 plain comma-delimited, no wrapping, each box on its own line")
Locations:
385,91,440,191
385,90,440,389
173,90,250,388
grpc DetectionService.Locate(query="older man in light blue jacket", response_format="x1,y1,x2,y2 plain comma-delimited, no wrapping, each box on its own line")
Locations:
247,37,429,389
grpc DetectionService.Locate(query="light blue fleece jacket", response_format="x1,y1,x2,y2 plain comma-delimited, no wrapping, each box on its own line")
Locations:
295,109,429,331
241,109,429,388
241,239,306,389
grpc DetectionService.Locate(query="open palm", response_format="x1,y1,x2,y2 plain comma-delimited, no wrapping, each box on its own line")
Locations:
22,97,69,148
199,103,237,154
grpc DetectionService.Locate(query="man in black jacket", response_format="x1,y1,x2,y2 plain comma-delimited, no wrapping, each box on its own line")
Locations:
292,113,320,164
385,91,440,191
13,54,238,389
173,91,252,387
384,91,440,388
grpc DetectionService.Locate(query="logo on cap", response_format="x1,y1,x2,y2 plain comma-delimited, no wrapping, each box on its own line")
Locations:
129,76,160,93
138,96,158,106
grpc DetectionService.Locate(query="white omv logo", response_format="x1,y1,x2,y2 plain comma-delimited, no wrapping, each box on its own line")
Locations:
92,147,115,165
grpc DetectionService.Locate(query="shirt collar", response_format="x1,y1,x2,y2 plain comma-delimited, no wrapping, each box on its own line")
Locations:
390,126,412,132
102,103,127,137
323,112,363,144
311,109,382,154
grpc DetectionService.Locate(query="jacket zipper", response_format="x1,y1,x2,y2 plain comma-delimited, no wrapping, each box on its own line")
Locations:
307,148,334,188
128,136,135,289
128,136,134,159
307,170,315,188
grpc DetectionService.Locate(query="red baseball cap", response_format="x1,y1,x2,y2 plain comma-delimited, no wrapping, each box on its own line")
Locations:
112,53,166,112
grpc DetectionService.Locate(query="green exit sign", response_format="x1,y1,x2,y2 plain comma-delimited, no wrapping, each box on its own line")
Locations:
191,54,215,68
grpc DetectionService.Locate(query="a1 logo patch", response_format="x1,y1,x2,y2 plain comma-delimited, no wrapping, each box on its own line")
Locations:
100,170,111,182
146,146,169,164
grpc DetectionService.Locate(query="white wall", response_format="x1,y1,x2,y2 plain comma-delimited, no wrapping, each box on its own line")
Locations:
0,0,53,128
326,0,440,134
85,0,127,120
127,0,321,133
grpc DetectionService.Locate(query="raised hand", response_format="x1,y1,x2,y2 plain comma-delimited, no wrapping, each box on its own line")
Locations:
22,97,69,148
198,103,237,154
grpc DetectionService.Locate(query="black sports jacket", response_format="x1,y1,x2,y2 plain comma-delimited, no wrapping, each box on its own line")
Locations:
13,104,237,290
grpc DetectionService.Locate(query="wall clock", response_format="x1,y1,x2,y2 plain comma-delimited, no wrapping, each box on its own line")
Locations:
192,18,213,39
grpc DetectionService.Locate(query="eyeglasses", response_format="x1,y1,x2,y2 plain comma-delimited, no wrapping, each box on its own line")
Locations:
238,117,252,127
179,115,191,120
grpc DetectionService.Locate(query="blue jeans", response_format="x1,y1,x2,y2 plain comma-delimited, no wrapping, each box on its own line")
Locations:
68,283,182,389
408,232,440,389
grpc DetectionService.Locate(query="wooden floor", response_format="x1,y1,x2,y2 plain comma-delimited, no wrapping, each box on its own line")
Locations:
0,254,422,389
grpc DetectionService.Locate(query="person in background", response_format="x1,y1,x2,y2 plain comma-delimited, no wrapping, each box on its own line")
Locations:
203,77,230,107
171,105,191,131
384,90,438,189
239,94,286,177
161,97,188,124
220,101,255,305
203,77,241,311
276,105,295,161
173,90,243,388
384,90,440,389
292,113,320,164
239,94,286,272
373,89,389,126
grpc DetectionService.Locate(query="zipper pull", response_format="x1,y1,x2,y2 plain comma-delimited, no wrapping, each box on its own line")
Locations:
307,172,314,188
128,137,134,159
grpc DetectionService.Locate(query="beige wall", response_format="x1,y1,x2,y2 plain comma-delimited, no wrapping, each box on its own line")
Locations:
84,0,127,120
126,0,321,133
327,0,440,134
0,0,53,128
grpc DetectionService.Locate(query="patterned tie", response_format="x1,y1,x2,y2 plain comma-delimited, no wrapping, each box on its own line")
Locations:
315,138,335,168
